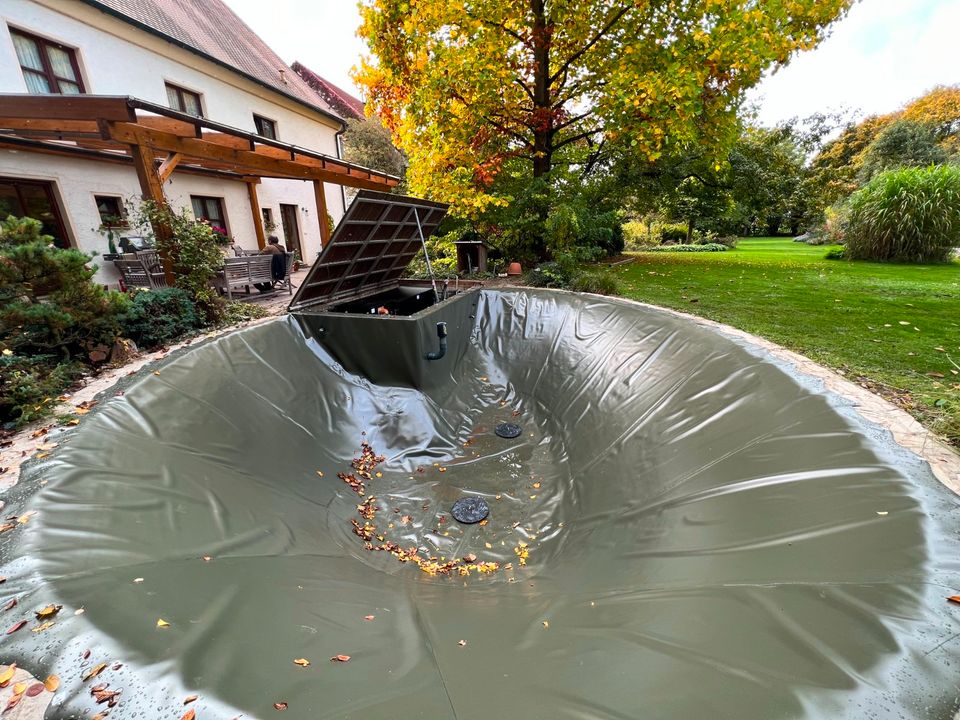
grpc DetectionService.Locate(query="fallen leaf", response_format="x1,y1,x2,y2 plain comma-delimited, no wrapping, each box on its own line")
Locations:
201,555,213,562
4,692,22,712
0,665,14,687
35,604,62,619
542,620,549,629
183,695,198,705
315,471,324,478
31,621,55,633
532,482,541,489
400,515,412,525
12,682,25,695
330,655,351,663
463,553,477,563
363,615,375,621
181,710,196,720
74,608,85,616
876,511,888,516
274,702,288,710
948,596,960,604
156,618,170,628
25,683,44,697
457,639,466,647
293,658,310,667
43,675,59,692
133,578,144,583
5,620,26,634
82,649,91,660
83,663,107,681
3,598,17,611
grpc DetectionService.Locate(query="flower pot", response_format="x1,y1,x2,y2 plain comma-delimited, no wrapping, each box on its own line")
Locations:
507,262,522,276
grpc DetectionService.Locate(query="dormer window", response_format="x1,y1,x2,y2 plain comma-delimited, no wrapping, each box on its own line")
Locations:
165,82,203,117
11,29,84,95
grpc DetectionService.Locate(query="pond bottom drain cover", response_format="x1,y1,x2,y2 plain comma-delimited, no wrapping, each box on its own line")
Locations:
450,497,489,524
495,422,522,438
3,289,959,720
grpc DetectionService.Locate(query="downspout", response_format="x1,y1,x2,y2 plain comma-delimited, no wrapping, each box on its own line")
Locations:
335,128,348,215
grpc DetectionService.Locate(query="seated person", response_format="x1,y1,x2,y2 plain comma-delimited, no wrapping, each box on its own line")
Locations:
255,236,288,291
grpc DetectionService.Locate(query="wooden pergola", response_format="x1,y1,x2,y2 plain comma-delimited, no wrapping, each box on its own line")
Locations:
0,94,399,280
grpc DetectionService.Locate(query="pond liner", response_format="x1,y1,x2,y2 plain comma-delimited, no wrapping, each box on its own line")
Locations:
2,288,959,720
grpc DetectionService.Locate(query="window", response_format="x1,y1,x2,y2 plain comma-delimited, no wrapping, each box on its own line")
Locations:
95,195,126,227
191,196,227,233
10,29,84,95
0,177,70,248
165,82,203,117
253,114,277,139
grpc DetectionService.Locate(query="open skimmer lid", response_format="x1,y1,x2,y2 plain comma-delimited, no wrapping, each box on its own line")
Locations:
288,190,449,311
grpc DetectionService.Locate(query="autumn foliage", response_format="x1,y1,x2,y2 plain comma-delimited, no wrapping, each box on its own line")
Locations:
355,0,852,223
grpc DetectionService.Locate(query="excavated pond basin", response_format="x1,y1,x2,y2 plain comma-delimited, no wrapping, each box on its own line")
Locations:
3,289,959,720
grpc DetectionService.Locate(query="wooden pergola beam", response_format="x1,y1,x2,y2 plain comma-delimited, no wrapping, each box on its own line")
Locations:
128,142,175,285
106,121,393,191
157,152,181,182
313,180,331,247
246,179,267,250
0,94,135,122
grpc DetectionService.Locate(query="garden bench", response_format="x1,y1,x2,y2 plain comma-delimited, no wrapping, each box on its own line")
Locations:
220,255,274,299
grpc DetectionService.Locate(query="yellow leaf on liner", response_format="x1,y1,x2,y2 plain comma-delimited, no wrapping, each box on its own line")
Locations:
0,664,16,686
293,658,310,667
156,618,170,628
43,675,59,692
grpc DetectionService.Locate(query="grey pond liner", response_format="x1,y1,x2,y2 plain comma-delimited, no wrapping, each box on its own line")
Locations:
3,288,960,719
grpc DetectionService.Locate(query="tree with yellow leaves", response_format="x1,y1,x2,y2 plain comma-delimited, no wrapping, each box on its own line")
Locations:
356,0,852,232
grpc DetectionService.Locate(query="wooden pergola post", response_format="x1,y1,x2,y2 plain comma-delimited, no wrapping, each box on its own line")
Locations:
245,177,266,250
128,138,175,285
313,179,331,247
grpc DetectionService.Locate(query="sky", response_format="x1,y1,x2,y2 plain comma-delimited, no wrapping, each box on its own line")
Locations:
223,0,959,126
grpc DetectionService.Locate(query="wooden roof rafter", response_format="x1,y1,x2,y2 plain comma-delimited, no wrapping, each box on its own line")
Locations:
0,94,400,192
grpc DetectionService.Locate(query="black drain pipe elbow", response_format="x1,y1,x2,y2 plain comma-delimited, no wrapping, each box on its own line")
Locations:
426,322,448,361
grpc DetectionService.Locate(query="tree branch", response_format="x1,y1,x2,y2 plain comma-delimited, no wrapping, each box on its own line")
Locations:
467,13,529,47
552,127,602,150
553,109,595,133
548,7,631,85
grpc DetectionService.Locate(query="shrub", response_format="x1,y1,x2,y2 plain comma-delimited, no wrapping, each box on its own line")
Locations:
119,288,200,349
642,243,730,252
623,221,659,249
0,354,85,427
568,270,622,295
824,247,846,260
658,224,689,244
571,245,606,263
844,165,960,263
0,216,125,359
578,210,625,256
135,203,227,323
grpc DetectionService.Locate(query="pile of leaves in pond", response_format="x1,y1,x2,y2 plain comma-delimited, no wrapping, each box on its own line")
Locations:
337,441,501,577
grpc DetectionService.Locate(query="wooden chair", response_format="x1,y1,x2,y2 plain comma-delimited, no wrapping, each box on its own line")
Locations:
278,252,294,295
134,250,167,289
114,259,152,290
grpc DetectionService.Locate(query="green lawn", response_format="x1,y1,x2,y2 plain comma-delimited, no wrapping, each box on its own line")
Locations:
614,238,960,447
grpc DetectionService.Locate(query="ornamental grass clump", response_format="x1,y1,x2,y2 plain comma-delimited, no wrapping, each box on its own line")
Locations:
844,165,960,263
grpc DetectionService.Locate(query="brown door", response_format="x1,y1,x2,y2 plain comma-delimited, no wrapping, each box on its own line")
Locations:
279,204,302,258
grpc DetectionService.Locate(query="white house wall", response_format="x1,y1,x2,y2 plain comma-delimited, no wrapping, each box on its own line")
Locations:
0,149,330,284
0,0,347,286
